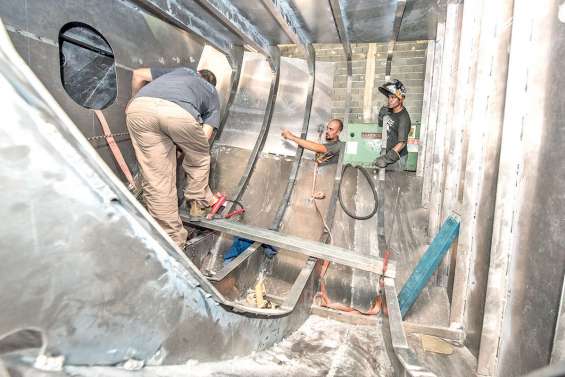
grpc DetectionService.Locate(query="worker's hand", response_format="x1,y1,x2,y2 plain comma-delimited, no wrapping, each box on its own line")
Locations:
203,124,214,140
375,149,400,168
281,129,295,140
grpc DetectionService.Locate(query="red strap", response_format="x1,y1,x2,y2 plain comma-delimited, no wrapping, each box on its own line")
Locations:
317,251,390,316
94,110,136,190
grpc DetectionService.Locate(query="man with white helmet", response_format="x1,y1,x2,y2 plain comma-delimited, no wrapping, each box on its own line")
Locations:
374,79,411,170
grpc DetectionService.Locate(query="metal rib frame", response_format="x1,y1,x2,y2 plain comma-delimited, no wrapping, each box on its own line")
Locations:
270,44,315,230
214,45,244,142
328,0,352,128
385,0,407,79
260,0,315,230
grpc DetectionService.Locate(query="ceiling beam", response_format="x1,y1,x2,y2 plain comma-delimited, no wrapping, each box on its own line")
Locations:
133,0,232,56
259,0,309,47
192,0,275,65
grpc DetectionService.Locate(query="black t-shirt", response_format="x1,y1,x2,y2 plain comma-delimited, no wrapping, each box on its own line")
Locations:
315,140,343,165
380,107,411,157
137,67,220,128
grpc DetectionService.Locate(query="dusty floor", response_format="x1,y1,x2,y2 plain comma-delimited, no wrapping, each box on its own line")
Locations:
1,315,393,377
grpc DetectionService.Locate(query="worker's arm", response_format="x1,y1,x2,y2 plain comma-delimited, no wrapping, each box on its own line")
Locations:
392,141,406,154
281,129,328,153
131,68,153,97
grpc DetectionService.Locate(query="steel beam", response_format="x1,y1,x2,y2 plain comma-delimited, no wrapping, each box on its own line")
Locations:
181,217,396,277
383,278,437,377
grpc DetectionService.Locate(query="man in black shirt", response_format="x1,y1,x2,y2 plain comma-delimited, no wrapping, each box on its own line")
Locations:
281,119,344,165
375,79,411,171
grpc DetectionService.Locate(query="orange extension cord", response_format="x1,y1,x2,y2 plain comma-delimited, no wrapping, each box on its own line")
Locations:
311,163,390,316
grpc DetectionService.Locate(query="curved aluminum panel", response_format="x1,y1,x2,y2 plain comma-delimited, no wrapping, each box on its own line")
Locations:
0,23,312,365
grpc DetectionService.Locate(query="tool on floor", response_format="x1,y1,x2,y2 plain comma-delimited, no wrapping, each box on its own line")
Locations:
205,193,246,220
398,214,460,318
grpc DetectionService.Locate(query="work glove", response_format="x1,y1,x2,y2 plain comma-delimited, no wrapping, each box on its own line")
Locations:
375,149,400,168
377,105,390,127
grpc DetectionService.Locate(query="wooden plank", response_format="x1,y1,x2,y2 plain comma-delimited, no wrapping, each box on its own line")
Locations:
182,216,395,277
398,215,460,317
403,322,465,344
310,305,380,326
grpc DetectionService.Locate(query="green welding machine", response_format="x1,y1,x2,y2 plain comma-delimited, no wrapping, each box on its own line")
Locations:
342,123,383,168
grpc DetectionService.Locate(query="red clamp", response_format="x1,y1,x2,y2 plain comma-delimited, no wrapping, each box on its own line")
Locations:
206,193,226,220
224,208,246,219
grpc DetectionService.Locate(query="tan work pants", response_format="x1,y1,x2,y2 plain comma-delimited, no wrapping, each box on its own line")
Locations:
126,97,215,248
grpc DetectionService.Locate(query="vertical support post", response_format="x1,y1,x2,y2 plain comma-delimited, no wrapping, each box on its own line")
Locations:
453,0,514,362
427,2,463,242
363,43,377,122
551,274,565,363
421,21,445,209
328,0,352,129
478,0,559,374
447,0,486,338
416,41,435,178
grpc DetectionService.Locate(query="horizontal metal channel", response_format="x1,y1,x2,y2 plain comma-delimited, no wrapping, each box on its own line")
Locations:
182,216,396,278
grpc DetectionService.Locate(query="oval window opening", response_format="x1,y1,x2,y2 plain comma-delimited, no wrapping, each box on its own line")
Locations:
59,22,117,110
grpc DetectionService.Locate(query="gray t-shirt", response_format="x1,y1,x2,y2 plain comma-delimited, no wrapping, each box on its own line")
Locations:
380,107,411,157
316,140,344,165
136,67,221,128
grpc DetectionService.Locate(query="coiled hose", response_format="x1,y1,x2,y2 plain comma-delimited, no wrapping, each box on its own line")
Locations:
338,163,378,220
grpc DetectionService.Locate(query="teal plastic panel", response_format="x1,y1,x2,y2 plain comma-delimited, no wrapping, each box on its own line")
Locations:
398,215,460,317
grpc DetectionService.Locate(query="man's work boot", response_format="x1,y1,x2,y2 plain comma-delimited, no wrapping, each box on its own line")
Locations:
188,201,208,220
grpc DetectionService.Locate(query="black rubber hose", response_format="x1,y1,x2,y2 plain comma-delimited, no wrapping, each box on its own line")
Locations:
338,164,378,220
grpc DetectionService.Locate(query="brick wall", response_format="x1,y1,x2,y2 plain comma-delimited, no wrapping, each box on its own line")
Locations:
280,41,428,125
